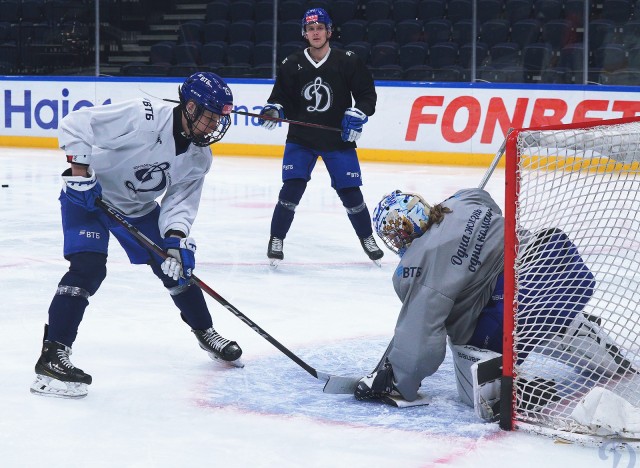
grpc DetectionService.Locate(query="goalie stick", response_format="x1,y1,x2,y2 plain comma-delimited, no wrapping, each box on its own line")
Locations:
95,198,357,394
478,128,512,190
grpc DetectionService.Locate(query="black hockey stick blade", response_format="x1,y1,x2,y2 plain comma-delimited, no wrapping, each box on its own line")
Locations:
95,198,355,392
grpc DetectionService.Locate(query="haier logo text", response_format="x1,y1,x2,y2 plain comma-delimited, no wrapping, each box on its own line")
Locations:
3,88,111,130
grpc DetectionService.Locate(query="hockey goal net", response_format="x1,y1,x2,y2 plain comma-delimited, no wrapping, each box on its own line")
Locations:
501,117,640,446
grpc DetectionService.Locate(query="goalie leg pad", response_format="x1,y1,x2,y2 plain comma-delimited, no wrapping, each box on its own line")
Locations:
471,356,502,421
545,313,634,376
450,342,502,420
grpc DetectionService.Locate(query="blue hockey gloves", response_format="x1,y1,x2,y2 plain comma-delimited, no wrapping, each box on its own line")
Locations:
258,103,284,130
162,236,197,285
61,168,102,211
341,107,368,142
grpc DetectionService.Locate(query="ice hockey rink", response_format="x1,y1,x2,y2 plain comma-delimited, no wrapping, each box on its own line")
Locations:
0,147,631,468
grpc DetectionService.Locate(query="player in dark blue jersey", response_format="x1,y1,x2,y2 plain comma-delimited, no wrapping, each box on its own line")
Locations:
258,7,384,267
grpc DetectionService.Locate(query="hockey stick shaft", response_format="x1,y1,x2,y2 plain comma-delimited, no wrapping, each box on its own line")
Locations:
161,97,341,133
478,128,512,190
95,198,331,381
231,109,342,133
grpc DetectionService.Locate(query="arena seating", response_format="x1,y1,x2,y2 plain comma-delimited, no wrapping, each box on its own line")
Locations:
3,0,639,84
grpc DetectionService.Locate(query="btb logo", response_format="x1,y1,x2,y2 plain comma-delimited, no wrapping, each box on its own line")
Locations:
395,266,422,278
302,77,333,113
125,162,171,194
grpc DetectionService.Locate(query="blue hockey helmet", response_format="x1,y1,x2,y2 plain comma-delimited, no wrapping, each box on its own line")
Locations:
178,71,233,146
372,190,432,256
301,7,332,36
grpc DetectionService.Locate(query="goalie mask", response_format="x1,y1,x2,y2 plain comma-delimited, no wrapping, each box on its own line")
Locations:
178,72,233,147
372,190,432,256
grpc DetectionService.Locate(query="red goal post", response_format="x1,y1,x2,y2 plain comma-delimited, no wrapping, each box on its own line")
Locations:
500,117,640,446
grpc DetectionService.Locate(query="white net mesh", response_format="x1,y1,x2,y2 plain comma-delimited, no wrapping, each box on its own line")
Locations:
510,121,640,442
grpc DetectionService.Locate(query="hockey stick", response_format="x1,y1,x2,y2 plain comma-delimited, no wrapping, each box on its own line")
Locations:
161,97,342,133
95,198,357,394
231,109,342,133
478,128,512,190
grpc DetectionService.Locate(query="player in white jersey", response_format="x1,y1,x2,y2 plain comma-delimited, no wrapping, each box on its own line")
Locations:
31,72,242,399
354,189,632,408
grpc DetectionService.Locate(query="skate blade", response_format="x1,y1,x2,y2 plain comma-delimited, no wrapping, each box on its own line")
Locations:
269,258,281,268
208,353,245,368
30,375,88,399
371,258,382,267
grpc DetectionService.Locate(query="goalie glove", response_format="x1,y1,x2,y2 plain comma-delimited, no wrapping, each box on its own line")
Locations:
162,236,197,285
258,103,284,130
341,107,368,142
61,167,102,212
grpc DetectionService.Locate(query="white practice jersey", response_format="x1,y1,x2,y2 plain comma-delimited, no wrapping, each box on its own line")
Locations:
59,97,212,236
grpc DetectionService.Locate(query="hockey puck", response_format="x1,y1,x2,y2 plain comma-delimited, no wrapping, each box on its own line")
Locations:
1,184,8,188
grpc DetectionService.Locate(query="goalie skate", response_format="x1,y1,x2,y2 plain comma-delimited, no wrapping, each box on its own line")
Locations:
192,327,244,368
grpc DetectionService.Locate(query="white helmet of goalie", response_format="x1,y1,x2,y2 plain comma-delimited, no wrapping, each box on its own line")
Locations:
372,190,431,256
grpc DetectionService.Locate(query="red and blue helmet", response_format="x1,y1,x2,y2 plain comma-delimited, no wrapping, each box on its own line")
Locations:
301,7,332,37
178,72,233,146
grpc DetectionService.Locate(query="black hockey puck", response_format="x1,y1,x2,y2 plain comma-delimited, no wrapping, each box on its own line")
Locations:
1,184,8,188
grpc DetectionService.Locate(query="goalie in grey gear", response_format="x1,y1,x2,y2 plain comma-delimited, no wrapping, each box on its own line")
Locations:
354,188,634,409
31,72,242,399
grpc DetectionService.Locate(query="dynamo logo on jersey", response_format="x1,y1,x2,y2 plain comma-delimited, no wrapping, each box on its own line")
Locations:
302,77,333,113
125,162,171,194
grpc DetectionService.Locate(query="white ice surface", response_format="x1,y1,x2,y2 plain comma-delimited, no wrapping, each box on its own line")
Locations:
0,148,631,467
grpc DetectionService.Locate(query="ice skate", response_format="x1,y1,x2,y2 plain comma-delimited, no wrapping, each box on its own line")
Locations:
360,234,383,266
549,313,635,376
31,341,92,399
192,327,244,368
267,236,284,268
